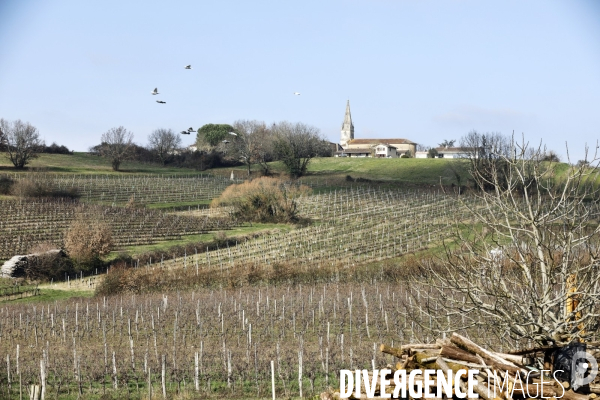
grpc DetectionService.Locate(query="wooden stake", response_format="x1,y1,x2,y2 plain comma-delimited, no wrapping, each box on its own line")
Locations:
271,360,275,400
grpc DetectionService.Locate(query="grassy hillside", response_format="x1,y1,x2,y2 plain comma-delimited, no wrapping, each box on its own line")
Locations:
0,152,201,175
307,157,469,185
215,157,471,186
2,153,590,189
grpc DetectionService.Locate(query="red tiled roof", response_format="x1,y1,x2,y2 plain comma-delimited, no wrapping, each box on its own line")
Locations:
337,148,372,154
348,139,415,145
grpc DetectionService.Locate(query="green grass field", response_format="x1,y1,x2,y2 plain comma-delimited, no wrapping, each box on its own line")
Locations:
0,288,94,304
213,156,471,186
0,152,201,175
2,153,590,189
114,222,294,257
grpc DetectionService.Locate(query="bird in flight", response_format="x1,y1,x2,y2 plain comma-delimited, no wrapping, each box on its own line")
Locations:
156,100,166,104
180,130,190,135
185,65,192,69
228,132,238,136
294,92,300,95
151,88,159,95
188,127,195,133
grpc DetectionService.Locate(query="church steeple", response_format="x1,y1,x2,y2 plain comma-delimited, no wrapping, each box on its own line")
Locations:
340,100,354,147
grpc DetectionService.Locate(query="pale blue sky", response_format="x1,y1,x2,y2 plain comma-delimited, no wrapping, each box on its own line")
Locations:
1,0,599,162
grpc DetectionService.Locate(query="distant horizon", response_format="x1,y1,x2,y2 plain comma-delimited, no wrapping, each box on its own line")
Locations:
1,0,599,163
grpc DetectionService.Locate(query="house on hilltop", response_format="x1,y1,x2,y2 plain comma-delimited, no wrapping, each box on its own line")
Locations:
415,146,473,158
433,146,471,158
336,100,416,158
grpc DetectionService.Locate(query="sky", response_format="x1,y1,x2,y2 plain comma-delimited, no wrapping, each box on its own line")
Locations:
1,0,599,162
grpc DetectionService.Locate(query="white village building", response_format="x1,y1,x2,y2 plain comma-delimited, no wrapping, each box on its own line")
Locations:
336,101,416,158
415,146,473,159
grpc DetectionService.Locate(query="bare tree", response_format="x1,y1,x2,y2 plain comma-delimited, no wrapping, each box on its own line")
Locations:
460,130,512,190
231,120,273,176
272,122,329,178
0,123,6,151
412,136,600,346
0,119,43,169
416,143,431,152
99,126,134,171
148,128,182,165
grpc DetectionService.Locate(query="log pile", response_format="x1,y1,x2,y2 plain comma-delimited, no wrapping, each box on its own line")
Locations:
0,249,65,278
322,333,600,400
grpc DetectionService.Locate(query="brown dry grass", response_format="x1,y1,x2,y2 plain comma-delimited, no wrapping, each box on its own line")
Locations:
211,176,311,223
64,212,113,264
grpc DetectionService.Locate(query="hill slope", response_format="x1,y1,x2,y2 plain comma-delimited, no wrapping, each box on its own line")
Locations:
0,152,201,175
216,157,470,186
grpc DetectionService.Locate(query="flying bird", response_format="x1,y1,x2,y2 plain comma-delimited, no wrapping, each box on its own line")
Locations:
180,130,190,135
185,65,192,69
228,132,238,136
188,127,195,132
151,88,159,95
294,92,300,95
156,100,166,104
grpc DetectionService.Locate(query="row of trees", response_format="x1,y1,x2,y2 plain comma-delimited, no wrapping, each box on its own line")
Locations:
196,120,332,177
418,134,563,162
93,121,331,175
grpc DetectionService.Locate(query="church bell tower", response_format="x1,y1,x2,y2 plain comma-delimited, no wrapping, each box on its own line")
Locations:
340,100,354,148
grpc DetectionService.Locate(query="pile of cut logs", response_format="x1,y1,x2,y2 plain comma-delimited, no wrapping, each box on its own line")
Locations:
321,333,600,400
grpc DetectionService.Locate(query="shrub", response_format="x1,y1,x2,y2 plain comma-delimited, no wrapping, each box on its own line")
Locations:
10,178,79,199
125,195,145,209
211,177,311,223
95,263,128,296
10,178,47,197
576,159,590,168
40,142,72,154
64,215,113,266
542,150,561,162
214,231,228,247
0,176,14,194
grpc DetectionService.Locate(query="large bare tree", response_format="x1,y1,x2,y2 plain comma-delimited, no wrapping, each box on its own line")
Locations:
0,118,43,169
272,121,330,178
231,120,273,176
412,136,600,346
148,128,181,165
99,126,134,171
0,123,6,150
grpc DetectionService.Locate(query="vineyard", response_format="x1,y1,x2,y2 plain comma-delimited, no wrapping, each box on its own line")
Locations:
0,282,517,399
0,173,246,261
162,187,468,272
0,181,480,398
1,173,242,206
0,199,234,259
0,172,553,399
